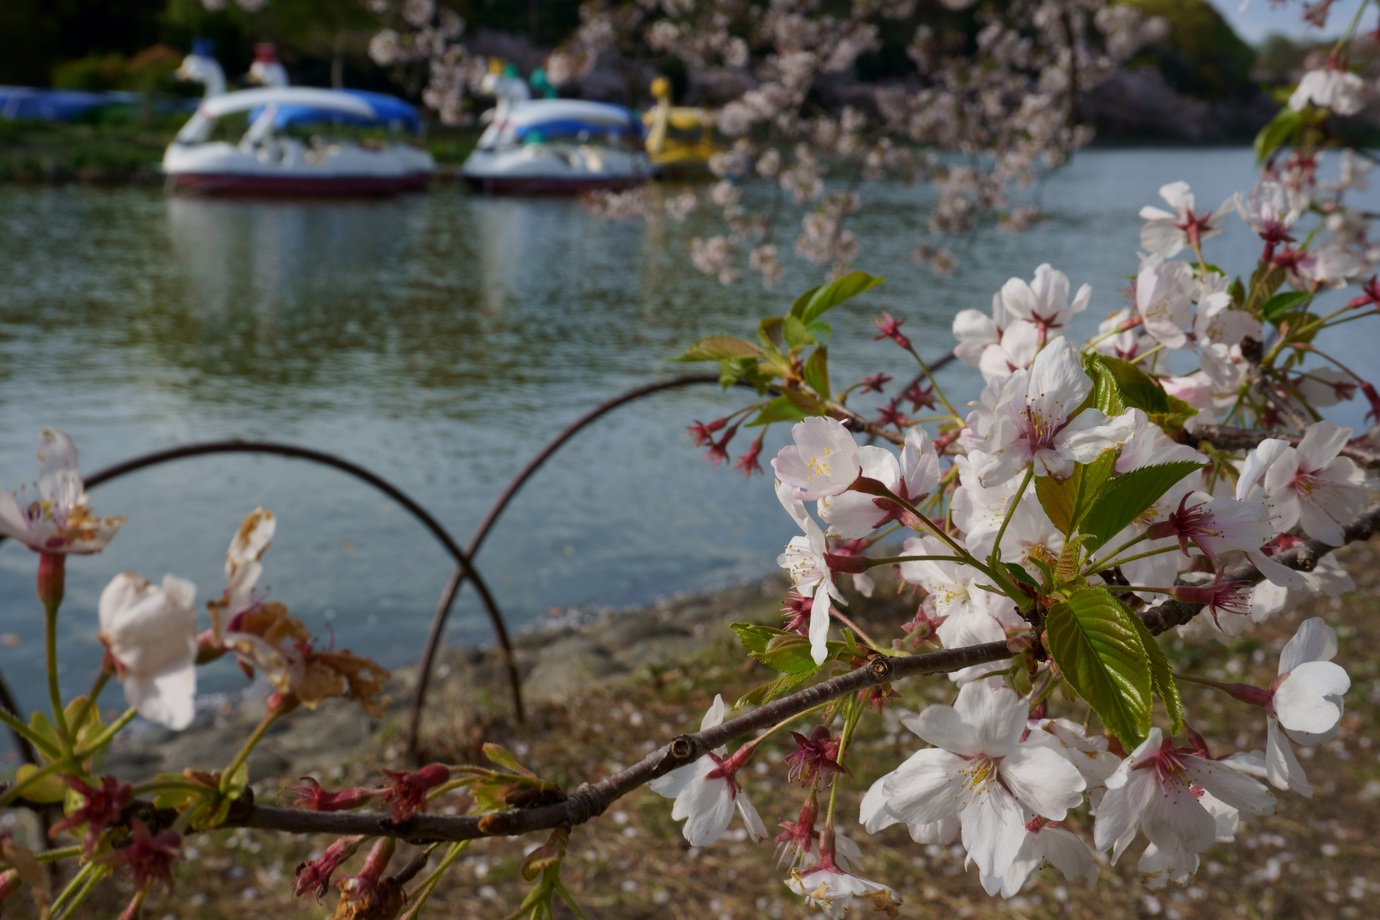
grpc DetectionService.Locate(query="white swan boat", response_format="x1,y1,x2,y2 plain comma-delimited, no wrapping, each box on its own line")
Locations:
461,97,651,195
163,87,434,196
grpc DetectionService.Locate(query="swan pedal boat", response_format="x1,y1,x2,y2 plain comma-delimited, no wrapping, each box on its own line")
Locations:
163,87,434,197
461,99,652,195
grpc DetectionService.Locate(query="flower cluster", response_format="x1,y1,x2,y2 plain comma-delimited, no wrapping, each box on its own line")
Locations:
666,109,1375,910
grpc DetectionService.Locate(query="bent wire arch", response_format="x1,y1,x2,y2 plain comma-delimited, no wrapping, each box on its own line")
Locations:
406,354,960,752
0,440,524,748
407,373,723,751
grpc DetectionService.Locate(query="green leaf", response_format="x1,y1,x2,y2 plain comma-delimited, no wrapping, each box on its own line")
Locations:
1036,452,1115,538
736,670,815,708
805,320,833,345
483,743,534,776
1254,107,1302,163
674,336,763,363
790,271,885,326
784,315,817,349
1128,613,1185,735
14,764,67,803
1003,562,1041,592
802,348,830,398
747,395,811,427
1035,473,1077,536
783,387,826,415
1083,353,1127,416
1261,290,1313,325
717,356,756,389
1085,354,1165,415
758,316,786,351
1045,587,1152,749
1244,264,1287,317
731,623,819,673
1077,460,1204,552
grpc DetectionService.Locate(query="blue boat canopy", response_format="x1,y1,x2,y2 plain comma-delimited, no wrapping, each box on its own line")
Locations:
512,116,640,143
256,90,423,133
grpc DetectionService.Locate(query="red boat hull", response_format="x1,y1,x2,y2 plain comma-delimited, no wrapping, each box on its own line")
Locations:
170,172,429,197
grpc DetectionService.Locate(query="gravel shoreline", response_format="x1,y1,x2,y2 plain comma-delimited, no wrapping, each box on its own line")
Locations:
100,575,788,784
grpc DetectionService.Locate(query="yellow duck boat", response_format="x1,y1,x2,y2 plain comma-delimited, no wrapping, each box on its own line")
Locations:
643,77,719,175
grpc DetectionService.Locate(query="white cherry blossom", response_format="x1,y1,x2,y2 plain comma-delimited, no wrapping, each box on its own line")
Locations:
983,814,1097,898
1260,421,1366,545
1289,67,1366,116
820,427,938,538
1094,729,1273,888
996,263,1090,333
1265,618,1351,796
649,695,768,846
869,682,1086,882
772,416,862,501
776,482,844,665
961,337,1138,486
786,860,900,918
1139,181,1236,258
99,573,199,731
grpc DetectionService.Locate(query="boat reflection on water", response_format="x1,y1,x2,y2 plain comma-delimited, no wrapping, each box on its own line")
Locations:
165,194,421,317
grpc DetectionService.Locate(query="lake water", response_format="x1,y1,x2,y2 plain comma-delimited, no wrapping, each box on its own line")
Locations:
1,148,1372,719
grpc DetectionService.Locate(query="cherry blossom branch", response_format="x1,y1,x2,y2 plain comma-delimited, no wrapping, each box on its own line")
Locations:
210,503,1380,845
1186,424,1380,469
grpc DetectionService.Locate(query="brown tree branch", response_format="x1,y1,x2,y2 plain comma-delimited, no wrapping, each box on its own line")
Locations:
209,503,1380,845
1186,424,1380,469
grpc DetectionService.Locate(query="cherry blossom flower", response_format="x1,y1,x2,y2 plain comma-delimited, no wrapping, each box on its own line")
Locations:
380,763,451,822
208,507,275,640
293,835,365,901
99,819,181,892
996,264,1090,339
0,429,125,554
1289,66,1366,116
49,776,133,855
1144,491,1273,561
983,814,1098,898
1135,256,1195,349
784,726,846,786
1094,729,1274,888
776,482,845,664
1139,181,1236,258
282,777,381,813
98,573,198,731
1260,421,1366,545
819,426,938,538
772,416,862,501
899,535,1022,667
868,682,1086,882
649,694,769,846
1237,179,1304,256
1263,618,1349,796
961,337,1137,486
786,859,900,919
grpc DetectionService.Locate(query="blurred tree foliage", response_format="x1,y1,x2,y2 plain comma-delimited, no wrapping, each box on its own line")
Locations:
1122,0,1256,98
2,1,586,91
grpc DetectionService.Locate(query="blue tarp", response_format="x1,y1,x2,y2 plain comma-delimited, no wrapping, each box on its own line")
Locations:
257,90,423,133
0,87,134,121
